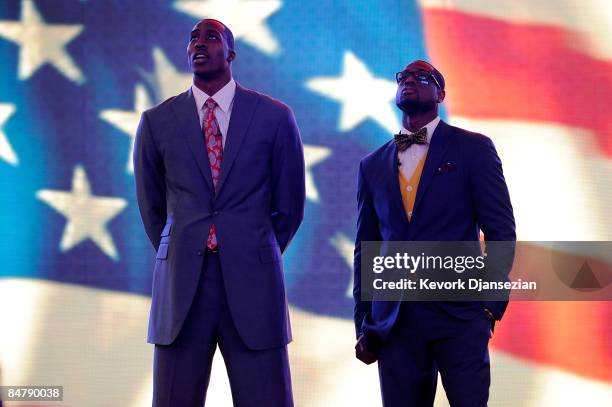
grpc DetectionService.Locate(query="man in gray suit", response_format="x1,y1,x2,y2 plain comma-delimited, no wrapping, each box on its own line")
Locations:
134,19,305,406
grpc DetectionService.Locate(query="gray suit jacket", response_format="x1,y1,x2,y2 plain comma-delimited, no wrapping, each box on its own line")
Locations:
134,84,305,349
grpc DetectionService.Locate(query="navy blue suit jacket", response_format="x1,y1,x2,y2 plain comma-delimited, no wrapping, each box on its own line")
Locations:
353,120,515,348
134,84,305,350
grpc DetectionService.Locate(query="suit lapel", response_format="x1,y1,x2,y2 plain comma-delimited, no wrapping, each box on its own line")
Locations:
216,84,258,195
412,120,452,215
172,88,214,192
385,141,410,226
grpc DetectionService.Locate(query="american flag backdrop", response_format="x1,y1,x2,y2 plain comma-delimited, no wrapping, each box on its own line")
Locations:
0,0,610,405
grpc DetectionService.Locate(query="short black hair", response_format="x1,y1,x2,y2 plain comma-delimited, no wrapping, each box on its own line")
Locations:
431,67,445,90
410,60,445,90
203,18,235,51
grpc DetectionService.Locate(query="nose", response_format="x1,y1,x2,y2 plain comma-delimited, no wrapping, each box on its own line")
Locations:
194,36,207,49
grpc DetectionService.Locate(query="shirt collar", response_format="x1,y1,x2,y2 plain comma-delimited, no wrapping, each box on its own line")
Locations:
400,116,440,143
191,78,236,114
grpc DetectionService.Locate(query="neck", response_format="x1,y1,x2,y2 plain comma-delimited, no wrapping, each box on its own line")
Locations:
402,108,438,132
193,72,232,96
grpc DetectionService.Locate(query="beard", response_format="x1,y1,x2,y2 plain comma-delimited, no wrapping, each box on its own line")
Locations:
396,97,436,115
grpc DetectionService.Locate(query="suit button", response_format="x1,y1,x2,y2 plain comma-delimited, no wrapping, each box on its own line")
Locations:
213,211,219,216
196,250,203,256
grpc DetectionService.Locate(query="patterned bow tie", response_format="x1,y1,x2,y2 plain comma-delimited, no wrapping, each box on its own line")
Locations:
394,127,428,152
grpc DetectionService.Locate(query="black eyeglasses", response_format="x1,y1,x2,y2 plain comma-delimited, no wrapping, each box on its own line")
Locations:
395,70,441,89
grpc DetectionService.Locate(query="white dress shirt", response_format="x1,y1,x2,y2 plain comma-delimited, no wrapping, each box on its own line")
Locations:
398,116,440,181
191,79,236,149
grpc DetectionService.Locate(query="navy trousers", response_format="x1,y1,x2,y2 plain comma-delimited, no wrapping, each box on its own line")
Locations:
377,303,492,407
152,251,293,406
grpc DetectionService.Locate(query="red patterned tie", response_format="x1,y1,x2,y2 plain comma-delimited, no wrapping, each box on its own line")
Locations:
203,98,222,250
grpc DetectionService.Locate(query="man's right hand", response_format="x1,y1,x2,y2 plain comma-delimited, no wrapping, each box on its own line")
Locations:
355,334,378,365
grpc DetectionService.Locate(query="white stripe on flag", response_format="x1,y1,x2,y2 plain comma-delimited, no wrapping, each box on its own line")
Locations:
2,279,611,406
448,117,612,241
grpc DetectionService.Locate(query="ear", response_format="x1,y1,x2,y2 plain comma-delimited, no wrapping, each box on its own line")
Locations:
436,89,446,103
227,50,236,63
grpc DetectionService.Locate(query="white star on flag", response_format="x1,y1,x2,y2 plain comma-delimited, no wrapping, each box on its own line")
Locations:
0,0,84,83
329,232,355,298
100,84,152,174
307,51,400,134
173,0,282,55
36,165,127,260
304,144,331,203
140,47,192,103
0,103,18,165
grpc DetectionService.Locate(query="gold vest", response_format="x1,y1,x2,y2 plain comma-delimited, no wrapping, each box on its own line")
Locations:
398,154,427,221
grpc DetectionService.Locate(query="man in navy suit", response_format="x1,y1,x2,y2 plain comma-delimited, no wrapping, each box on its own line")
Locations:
353,60,515,406
134,19,304,406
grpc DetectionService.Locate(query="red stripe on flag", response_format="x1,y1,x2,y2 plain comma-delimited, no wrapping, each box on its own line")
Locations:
421,9,612,156
493,301,611,382
481,243,612,382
